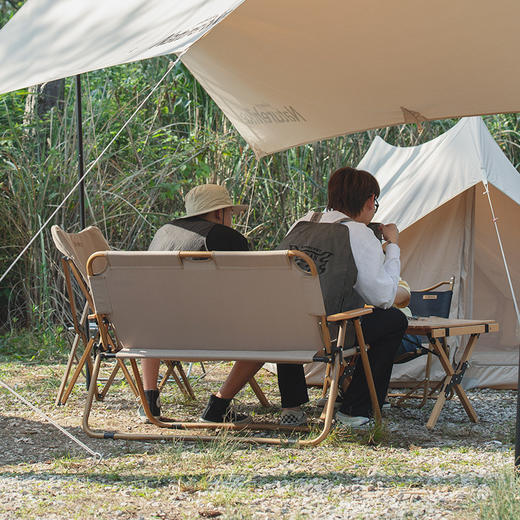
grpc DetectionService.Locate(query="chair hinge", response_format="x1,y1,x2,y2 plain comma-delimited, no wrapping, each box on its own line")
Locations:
312,346,342,364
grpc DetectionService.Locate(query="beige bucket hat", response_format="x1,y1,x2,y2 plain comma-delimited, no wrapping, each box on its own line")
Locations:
181,184,248,219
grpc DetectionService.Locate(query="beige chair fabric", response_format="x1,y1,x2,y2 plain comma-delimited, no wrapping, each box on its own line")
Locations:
89,250,328,363
51,225,109,281
51,225,140,405
84,249,377,445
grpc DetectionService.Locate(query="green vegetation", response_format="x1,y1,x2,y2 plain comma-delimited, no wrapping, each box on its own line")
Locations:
0,326,69,363
479,469,520,519
1,26,519,339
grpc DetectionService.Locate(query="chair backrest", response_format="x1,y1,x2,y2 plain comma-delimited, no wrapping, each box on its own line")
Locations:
87,250,328,363
409,278,454,318
51,225,110,282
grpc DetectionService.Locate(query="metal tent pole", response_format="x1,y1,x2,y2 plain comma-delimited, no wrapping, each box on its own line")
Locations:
75,74,90,387
75,74,86,229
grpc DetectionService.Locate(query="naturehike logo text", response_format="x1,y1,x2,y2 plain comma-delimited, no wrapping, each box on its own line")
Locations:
234,105,306,126
151,10,233,48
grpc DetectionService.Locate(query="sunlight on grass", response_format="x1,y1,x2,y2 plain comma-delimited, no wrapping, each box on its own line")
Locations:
479,468,520,519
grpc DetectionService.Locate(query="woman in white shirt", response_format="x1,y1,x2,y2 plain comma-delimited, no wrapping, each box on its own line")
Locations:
277,167,408,427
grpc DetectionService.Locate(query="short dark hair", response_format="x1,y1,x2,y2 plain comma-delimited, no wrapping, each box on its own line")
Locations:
327,167,380,217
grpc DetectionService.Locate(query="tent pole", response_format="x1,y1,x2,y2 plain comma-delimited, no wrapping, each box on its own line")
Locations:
482,181,520,470
75,74,86,230
74,74,90,387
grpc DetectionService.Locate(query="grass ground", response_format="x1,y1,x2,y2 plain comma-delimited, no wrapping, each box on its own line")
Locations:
0,334,518,519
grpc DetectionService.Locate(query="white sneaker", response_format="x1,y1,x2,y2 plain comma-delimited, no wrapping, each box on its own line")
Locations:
315,395,342,409
335,411,370,428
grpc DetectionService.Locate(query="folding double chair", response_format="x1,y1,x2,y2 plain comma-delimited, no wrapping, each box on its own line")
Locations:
391,277,455,407
83,250,380,446
51,225,194,405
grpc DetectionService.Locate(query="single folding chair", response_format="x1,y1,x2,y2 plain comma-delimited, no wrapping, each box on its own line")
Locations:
83,250,380,446
51,225,194,405
391,276,455,407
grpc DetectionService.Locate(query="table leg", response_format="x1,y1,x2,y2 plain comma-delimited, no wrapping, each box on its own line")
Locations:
426,374,450,429
425,335,479,429
450,334,480,424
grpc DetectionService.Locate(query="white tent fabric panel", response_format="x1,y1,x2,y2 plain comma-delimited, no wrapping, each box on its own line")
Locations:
469,185,520,387
3,1,520,155
360,118,520,388
357,118,520,232
306,118,520,388
386,187,514,387
0,0,243,95
182,0,520,156
382,191,473,385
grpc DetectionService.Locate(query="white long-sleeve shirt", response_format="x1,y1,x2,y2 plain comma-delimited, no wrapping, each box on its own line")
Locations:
288,210,400,308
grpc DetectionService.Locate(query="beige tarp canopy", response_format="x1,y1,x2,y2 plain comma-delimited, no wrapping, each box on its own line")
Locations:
2,1,520,156
359,117,520,388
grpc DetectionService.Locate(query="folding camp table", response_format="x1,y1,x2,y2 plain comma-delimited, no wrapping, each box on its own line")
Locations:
405,317,499,429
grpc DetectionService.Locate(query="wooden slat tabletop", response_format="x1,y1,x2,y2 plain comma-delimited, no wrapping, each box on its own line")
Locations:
406,317,499,338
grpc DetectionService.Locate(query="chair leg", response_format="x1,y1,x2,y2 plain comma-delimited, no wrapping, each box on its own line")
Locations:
82,352,340,447
353,319,382,425
116,359,139,397
55,332,82,405
61,336,96,404
419,351,433,407
248,376,270,407
96,362,121,401
158,362,174,392
56,300,90,405
321,363,333,399
394,352,433,408
162,361,188,396
82,351,103,434
158,361,196,400
175,362,195,399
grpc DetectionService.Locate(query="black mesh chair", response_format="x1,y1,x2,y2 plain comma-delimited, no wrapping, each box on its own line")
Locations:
391,276,455,407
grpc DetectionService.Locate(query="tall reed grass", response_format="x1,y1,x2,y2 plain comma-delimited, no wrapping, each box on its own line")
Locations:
1,56,519,333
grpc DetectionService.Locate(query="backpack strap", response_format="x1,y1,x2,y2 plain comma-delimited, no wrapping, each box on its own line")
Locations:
308,212,352,224
329,215,352,224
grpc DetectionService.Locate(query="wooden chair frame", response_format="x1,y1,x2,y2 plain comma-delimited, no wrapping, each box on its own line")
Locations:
52,226,195,405
82,250,380,446
390,276,455,408
55,256,141,405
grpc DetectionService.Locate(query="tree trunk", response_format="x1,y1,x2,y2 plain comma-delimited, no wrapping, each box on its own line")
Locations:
23,79,65,125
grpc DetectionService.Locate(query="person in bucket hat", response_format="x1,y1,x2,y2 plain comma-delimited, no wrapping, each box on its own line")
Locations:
181,183,248,220
139,183,262,424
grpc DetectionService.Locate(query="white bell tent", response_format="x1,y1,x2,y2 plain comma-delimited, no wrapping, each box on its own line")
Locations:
358,117,520,388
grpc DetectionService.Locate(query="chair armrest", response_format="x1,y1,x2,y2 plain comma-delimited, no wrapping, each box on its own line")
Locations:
326,307,373,322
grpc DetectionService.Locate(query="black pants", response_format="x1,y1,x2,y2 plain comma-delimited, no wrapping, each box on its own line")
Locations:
277,307,408,414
